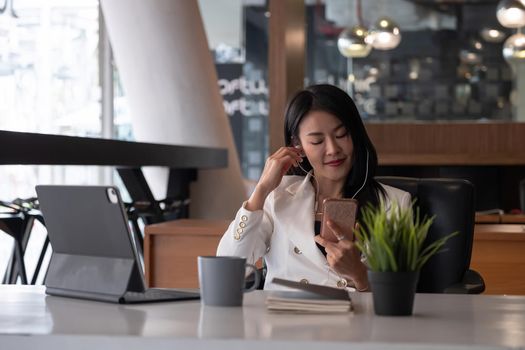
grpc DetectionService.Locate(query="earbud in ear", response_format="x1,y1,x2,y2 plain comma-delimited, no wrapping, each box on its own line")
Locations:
291,136,301,148
293,143,305,157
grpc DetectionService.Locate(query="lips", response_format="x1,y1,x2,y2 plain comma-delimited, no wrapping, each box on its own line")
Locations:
324,158,345,167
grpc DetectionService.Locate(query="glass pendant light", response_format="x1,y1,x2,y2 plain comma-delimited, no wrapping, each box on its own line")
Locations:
503,31,525,64
337,0,371,58
497,0,525,28
459,50,482,65
368,17,402,50
337,25,372,58
480,27,506,43
459,38,483,64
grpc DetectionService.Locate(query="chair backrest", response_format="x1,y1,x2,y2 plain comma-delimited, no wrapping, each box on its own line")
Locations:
520,179,525,213
375,176,475,293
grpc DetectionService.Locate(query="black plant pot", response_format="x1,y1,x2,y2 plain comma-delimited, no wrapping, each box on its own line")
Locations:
368,270,420,316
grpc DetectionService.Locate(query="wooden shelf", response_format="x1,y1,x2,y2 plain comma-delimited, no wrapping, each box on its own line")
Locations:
366,122,525,166
475,214,525,224
501,214,525,224
475,214,501,224
379,153,525,166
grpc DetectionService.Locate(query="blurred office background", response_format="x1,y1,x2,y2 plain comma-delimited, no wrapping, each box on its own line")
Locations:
1,0,524,283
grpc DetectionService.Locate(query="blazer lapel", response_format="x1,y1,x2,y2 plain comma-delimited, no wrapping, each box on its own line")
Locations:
279,174,328,268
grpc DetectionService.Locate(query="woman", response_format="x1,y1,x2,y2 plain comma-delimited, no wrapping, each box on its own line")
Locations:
217,84,411,291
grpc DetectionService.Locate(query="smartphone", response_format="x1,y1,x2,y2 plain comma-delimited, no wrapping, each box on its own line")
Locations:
320,198,358,243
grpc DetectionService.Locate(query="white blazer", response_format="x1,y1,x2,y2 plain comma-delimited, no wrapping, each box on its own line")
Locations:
217,173,411,290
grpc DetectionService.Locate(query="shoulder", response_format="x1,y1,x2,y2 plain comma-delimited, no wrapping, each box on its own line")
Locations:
280,175,305,186
275,175,305,193
379,183,409,200
378,182,411,209
268,175,309,204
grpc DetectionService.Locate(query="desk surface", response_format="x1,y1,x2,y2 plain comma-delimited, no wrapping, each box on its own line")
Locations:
474,224,525,239
0,129,227,167
1,286,525,350
475,214,525,224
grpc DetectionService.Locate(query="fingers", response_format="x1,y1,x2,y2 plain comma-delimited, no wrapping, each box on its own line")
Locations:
265,147,303,172
272,146,303,160
257,147,306,194
316,235,360,272
315,234,355,256
327,220,349,241
315,236,343,265
315,235,348,256
283,147,304,164
280,154,301,167
314,235,331,248
268,148,303,169
274,149,304,171
325,239,353,256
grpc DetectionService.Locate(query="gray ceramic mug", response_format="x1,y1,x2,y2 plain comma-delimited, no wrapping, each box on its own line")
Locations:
198,256,260,306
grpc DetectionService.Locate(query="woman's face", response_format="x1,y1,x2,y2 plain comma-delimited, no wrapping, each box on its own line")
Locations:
297,110,354,183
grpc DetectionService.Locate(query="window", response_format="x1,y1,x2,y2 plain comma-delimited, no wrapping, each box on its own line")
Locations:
0,0,100,283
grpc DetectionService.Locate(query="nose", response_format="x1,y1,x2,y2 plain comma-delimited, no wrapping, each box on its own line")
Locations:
325,136,341,156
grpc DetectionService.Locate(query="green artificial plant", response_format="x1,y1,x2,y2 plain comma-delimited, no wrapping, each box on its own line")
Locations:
354,201,458,272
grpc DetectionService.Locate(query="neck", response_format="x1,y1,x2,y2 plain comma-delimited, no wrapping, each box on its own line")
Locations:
313,179,344,214
313,177,345,206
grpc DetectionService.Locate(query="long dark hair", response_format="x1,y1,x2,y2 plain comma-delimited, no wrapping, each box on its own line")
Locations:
283,84,385,211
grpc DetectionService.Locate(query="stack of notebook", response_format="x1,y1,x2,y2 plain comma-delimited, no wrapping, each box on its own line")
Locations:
266,278,352,314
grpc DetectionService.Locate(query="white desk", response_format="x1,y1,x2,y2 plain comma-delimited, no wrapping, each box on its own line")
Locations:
1,286,525,350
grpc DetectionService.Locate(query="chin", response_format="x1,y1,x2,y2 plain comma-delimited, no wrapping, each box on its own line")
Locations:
321,169,348,182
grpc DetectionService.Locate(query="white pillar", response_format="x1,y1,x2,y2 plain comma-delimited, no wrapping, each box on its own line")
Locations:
100,0,246,219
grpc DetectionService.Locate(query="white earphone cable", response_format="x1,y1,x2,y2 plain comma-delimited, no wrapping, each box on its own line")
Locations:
351,149,369,199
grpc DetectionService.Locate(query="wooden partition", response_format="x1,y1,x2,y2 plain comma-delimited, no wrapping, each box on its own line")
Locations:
365,122,525,166
144,219,230,288
268,0,305,153
472,224,525,295
143,219,525,294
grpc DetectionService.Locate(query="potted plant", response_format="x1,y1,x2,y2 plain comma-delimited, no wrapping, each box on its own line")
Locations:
354,202,458,316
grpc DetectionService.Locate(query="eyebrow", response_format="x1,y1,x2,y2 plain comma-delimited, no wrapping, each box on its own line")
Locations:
305,124,345,136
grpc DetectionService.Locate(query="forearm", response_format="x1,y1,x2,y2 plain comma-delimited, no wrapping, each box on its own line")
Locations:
245,185,270,211
217,201,273,265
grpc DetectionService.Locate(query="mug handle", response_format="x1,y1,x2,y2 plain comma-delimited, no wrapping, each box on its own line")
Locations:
243,263,260,293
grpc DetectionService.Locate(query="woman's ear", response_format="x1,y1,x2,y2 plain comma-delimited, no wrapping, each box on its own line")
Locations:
292,138,305,157
292,136,301,148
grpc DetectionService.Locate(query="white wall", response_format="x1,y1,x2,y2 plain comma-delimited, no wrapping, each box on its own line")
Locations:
198,0,242,50
101,0,246,219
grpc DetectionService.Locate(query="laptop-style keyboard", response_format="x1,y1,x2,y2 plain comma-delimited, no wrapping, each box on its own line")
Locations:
123,288,200,303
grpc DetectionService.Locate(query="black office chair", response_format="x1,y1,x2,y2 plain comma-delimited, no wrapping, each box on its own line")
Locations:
376,176,485,294
520,179,525,214
0,198,48,285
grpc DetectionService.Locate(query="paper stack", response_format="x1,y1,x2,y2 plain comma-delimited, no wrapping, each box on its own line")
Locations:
266,278,352,314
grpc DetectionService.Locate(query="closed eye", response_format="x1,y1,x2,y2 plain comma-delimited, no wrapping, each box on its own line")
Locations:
336,130,348,138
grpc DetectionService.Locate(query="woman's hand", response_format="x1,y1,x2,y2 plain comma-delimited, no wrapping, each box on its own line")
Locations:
314,220,368,291
245,147,303,211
